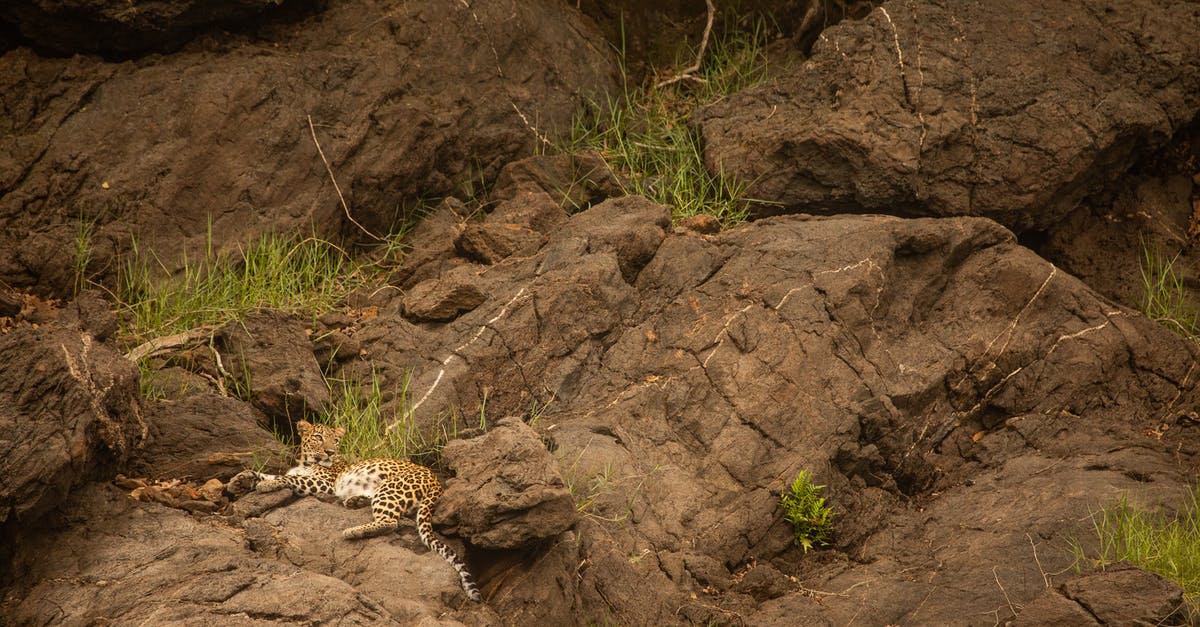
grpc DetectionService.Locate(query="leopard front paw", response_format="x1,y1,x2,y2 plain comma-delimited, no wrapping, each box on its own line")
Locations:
227,470,259,495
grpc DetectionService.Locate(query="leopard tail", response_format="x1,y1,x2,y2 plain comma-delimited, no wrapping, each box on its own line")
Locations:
416,500,482,602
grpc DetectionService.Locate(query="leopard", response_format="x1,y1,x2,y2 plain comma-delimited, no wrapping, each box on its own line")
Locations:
236,419,482,602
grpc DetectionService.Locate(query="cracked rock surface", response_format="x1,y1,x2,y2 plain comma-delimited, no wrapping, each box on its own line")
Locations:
2,192,1197,624
695,0,1200,233
3,0,1200,624
336,191,1198,624
0,0,617,296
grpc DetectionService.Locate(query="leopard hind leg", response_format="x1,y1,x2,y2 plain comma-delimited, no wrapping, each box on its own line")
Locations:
343,495,371,509
342,487,404,539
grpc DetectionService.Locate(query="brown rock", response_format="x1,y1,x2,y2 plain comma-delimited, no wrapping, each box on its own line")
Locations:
3,484,414,623
357,209,1200,623
491,152,627,212
401,267,488,323
1060,562,1186,626
317,311,353,329
216,310,329,424
61,290,118,341
556,195,672,283
312,329,361,366
1,0,288,56
0,291,22,318
141,393,288,482
696,0,1200,233
199,478,225,502
0,0,618,296
1013,588,1101,626
388,198,469,291
0,312,143,528
455,222,542,265
678,213,721,235
488,190,570,236
1038,172,1200,313
437,417,577,549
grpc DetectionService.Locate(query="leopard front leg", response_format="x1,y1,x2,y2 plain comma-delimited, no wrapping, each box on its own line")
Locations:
226,470,291,495
256,475,291,493
241,471,335,498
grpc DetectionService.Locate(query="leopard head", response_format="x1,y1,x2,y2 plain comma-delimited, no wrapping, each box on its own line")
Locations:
296,420,346,468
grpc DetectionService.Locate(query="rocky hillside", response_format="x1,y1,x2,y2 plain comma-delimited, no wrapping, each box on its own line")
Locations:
2,0,1200,624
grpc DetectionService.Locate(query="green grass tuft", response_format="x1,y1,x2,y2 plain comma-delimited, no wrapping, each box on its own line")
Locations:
781,470,835,552
560,17,779,227
1140,241,1200,340
118,228,399,347
1076,490,1200,614
322,369,478,468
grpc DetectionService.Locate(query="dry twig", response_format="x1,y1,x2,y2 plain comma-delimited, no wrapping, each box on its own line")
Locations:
307,115,383,242
125,326,215,362
992,566,1019,620
208,339,230,397
511,103,553,149
656,0,717,88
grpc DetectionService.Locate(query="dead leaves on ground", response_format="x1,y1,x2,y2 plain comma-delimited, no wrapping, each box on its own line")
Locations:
116,474,229,514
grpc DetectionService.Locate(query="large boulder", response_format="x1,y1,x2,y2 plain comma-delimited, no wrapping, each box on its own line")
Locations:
436,417,577,550
1014,562,1185,626
140,392,290,482
355,196,663,424
695,0,1200,233
0,0,618,296
8,197,1200,623
255,497,497,613
0,298,143,530
216,309,329,426
0,294,142,587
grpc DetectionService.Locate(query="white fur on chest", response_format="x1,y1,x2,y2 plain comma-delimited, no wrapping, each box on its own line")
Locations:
285,465,318,477
334,464,383,500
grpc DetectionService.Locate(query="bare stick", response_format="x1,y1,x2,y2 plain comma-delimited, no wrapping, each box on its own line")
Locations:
208,340,230,397
992,566,1018,619
511,103,553,149
656,0,716,88
125,327,215,362
307,115,383,242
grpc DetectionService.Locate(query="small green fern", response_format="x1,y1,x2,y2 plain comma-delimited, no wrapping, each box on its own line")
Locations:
781,470,835,552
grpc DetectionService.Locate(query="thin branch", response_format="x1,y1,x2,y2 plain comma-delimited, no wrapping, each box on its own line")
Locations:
307,115,383,242
511,103,553,149
208,339,230,397
992,566,1019,620
124,326,215,362
1026,533,1051,588
656,0,716,89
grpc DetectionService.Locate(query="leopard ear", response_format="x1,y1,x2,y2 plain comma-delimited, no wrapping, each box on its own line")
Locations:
296,420,313,437
334,426,347,438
